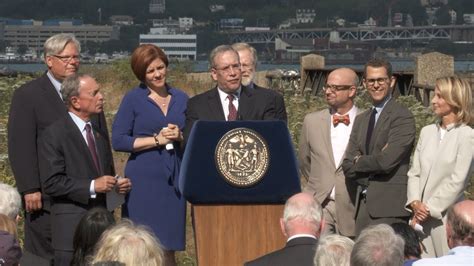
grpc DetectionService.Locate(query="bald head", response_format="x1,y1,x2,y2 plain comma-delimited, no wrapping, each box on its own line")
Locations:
280,192,323,238
447,200,474,248
325,68,358,114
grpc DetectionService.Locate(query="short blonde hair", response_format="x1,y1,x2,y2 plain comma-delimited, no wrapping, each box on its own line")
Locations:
435,76,473,125
91,219,163,266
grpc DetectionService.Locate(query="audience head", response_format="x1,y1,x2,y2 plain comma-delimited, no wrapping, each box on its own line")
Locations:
314,234,354,266
351,224,405,266
72,207,115,266
446,200,474,248
209,45,242,94
325,68,358,111
92,219,164,266
231,42,257,86
363,58,396,105
130,44,169,85
62,74,104,118
280,192,323,238
391,222,421,260
43,33,80,81
0,214,17,239
433,76,472,125
0,183,21,221
0,230,22,266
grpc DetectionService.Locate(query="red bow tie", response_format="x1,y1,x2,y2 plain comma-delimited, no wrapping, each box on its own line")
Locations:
333,114,350,126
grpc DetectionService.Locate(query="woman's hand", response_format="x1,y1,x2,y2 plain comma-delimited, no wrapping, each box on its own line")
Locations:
161,123,183,142
410,200,430,223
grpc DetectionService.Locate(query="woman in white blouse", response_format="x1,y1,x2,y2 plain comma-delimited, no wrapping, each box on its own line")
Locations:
406,76,473,258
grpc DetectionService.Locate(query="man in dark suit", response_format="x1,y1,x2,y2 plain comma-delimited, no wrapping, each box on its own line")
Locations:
8,33,105,263
38,74,131,266
245,192,323,266
231,42,287,122
184,45,281,141
342,58,416,235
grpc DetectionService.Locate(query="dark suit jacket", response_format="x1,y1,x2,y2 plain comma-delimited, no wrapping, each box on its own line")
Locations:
342,98,415,218
184,85,280,141
253,84,287,122
7,73,109,209
38,114,114,251
244,237,318,266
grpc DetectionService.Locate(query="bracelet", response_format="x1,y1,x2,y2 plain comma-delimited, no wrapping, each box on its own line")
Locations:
153,133,160,146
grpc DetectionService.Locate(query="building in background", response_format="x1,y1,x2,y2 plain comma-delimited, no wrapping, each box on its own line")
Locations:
110,15,134,26
0,18,119,53
296,9,316,24
140,28,196,60
149,0,166,14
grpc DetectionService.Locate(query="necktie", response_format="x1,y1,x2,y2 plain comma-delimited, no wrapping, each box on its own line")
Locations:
365,108,378,154
85,123,101,173
332,114,350,126
227,94,238,121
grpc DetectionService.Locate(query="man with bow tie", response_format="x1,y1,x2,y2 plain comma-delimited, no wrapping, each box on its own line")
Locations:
298,68,361,238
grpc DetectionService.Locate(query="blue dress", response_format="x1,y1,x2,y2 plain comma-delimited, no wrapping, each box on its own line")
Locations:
112,84,188,250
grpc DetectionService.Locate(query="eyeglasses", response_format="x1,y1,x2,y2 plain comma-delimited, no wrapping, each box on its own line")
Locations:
323,84,353,92
51,54,80,63
365,77,389,86
213,63,241,74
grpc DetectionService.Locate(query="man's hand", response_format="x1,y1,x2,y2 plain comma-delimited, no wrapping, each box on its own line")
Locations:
116,177,132,194
411,200,430,223
24,191,42,212
94,175,117,193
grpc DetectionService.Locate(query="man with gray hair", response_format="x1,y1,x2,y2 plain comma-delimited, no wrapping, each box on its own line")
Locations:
351,224,405,266
231,42,287,122
0,182,21,221
314,234,354,266
184,44,280,141
8,33,108,262
414,200,474,266
245,192,324,266
38,73,131,266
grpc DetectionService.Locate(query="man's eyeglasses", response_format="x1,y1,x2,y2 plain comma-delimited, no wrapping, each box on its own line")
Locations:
365,77,389,86
51,54,80,63
213,63,241,74
323,84,353,92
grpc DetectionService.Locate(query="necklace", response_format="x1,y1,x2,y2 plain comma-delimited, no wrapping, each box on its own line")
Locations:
149,93,169,107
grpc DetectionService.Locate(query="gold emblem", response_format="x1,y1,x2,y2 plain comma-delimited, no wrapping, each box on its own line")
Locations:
215,128,269,188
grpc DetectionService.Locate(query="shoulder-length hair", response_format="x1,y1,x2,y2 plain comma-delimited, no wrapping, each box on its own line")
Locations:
436,76,473,125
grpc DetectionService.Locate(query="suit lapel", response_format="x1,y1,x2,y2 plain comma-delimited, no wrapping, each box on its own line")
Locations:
321,110,337,169
93,124,108,176
368,99,393,153
40,74,67,114
65,116,100,176
237,86,254,120
207,88,226,120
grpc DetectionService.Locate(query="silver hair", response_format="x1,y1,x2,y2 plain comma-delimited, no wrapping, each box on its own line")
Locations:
0,183,21,219
282,194,323,232
208,45,239,69
61,73,92,107
351,224,405,266
314,234,354,266
231,42,258,67
43,33,81,58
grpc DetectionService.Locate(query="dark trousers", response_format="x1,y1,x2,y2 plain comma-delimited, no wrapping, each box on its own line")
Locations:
355,194,408,236
24,209,54,265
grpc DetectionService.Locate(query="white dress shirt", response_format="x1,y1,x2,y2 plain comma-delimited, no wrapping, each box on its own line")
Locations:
217,87,241,121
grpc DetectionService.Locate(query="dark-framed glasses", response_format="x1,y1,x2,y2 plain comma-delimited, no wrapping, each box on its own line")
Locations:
323,84,353,92
51,54,80,63
365,77,389,86
213,63,241,74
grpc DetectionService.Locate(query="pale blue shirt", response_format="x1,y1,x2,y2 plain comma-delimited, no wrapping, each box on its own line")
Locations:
68,112,97,198
46,71,63,99
373,94,392,124
413,246,474,266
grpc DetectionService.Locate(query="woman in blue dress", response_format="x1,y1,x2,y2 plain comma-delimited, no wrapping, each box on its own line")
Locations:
112,44,188,265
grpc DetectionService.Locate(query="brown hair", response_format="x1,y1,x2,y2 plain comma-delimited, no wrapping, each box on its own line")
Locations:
130,44,169,82
363,58,393,78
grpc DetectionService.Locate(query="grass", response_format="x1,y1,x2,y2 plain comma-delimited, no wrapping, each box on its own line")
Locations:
1,60,472,265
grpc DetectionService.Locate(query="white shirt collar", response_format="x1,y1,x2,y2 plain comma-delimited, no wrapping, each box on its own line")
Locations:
287,234,317,242
46,71,63,99
217,87,241,102
68,111,89,132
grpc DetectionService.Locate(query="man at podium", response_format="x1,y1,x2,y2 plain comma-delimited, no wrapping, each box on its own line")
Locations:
184,45,282,141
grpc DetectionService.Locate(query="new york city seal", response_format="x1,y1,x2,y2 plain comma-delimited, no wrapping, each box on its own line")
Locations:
215,128,269,188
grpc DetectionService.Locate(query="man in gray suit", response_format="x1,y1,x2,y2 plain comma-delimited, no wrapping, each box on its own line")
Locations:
244,192,323,266
299,68,360,238
342,58,416,235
